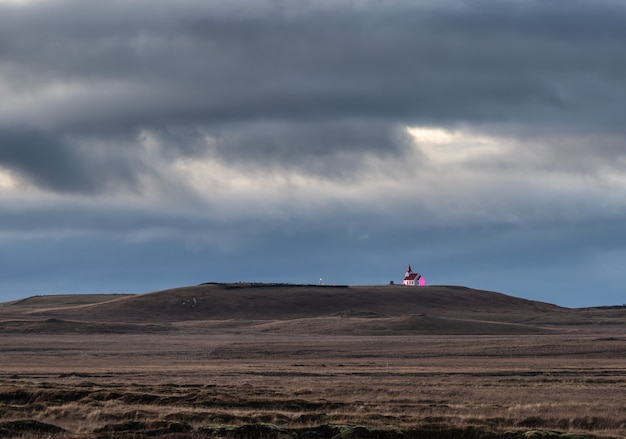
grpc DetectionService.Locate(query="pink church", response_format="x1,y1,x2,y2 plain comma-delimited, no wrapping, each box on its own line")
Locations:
403,264,426,286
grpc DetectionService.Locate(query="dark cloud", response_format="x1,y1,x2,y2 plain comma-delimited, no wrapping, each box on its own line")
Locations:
2,0,626,133
201,121,416,176
3,0,624,191
0,128,147,193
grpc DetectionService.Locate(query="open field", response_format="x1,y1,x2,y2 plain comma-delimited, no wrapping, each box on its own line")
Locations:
1,284,625,438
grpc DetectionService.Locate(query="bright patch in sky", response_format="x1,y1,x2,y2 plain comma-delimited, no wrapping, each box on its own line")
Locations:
407,126,507,165
0,169,17,190
406,127,457,144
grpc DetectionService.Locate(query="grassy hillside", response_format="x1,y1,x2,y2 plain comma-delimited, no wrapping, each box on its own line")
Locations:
18,283,558,321
1,283,624,335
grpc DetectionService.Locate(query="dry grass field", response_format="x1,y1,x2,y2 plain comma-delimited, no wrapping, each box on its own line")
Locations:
0,283,625,438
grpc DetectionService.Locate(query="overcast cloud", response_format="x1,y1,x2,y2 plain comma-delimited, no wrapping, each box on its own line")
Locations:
1,0,626,306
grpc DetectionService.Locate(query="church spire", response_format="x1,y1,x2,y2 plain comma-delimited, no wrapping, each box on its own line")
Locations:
405,264,412,277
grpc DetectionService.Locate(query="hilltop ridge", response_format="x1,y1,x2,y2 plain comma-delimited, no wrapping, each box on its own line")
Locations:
6,283,554,321
1,283,624,335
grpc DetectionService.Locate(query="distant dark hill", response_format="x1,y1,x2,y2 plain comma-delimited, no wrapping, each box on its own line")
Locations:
28,283,562,323
4,283,625,334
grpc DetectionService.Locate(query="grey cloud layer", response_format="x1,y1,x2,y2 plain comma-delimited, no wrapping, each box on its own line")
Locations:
0,1,626,133
0,128,147,193
2,1,626,189
2,0,626,305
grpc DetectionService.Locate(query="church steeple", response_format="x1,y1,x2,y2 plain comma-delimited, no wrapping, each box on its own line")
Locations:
405,264,412,278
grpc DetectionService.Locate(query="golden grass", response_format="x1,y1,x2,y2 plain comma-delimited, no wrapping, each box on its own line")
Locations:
1,332,625,438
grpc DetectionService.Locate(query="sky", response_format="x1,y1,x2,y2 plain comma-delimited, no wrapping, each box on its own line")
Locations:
1,0,626,307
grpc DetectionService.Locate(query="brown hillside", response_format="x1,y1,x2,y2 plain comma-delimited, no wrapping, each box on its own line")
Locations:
3,283,624,334
26,283,559,322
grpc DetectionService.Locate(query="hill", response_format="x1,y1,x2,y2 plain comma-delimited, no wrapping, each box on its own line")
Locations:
3,283,553,321
2,284,626,439
1,283,624,335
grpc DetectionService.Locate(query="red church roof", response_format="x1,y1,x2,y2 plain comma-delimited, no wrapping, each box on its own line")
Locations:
404,272,420,281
